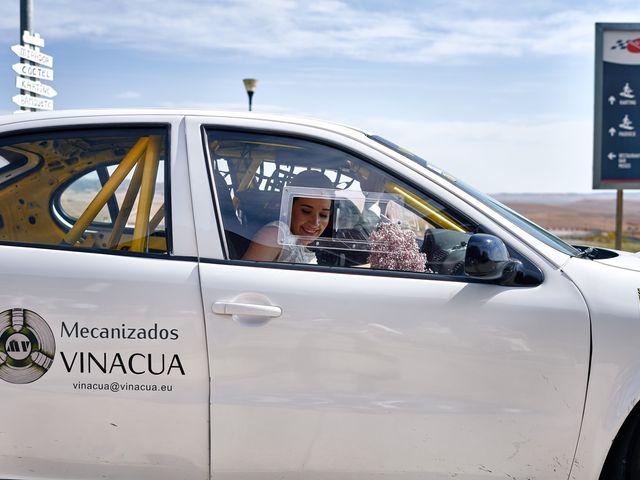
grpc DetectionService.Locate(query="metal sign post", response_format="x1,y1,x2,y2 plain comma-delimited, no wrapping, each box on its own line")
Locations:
19,0,33,111
12,0,55,112
594,23,640,249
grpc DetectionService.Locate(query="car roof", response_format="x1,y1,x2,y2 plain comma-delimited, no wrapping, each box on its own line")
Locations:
0,108,371,139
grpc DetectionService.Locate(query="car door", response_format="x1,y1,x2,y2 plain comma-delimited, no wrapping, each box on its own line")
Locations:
186,117,591,479
0,116,210,480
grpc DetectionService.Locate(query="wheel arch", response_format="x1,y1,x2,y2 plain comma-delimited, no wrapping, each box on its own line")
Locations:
599,398,640,478
576,365,640,479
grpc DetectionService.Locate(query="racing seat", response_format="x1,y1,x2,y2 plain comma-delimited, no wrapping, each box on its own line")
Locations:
213,171,252,259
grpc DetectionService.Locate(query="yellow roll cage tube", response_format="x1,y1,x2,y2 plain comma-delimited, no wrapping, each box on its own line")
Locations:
63,136,164,253
386,183,465,233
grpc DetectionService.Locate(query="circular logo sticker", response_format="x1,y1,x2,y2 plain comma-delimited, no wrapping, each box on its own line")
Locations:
0,308,55,384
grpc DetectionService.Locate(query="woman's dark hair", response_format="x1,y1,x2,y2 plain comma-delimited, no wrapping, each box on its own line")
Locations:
289,169,334,189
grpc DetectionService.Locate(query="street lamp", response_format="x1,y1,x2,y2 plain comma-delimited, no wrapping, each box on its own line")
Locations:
243,78,258,111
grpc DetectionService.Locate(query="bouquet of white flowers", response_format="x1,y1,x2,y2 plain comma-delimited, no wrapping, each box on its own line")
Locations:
368,222,427,273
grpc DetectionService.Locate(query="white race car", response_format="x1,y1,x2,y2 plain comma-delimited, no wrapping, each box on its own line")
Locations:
0,109,638,480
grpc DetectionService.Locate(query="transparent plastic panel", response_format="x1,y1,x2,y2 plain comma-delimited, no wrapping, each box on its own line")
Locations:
278,186,406,253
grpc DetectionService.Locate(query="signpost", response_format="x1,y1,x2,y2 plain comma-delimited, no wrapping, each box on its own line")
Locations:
12,94,53,111
15,77,57,98
22,30,44,48
10,28,55,112
594,23,640,248
12,63,53,81
10,44,52,67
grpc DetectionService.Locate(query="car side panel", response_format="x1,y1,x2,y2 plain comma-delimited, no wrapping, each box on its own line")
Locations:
185,116,592,479
0,115,209,480
0,246,210,480
199,262,590,479
564,258,640,479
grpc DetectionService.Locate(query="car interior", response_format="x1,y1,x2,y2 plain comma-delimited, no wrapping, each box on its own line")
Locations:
206,131,477,274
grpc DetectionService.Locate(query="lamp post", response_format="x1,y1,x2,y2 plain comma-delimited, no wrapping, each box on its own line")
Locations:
242,78,258,111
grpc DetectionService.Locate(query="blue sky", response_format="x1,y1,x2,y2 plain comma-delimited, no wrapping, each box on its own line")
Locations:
0,0,639,193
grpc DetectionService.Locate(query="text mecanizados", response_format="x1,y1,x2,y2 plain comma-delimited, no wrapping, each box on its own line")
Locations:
61,322,179,340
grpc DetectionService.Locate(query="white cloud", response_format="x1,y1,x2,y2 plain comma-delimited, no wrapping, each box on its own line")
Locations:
348,115,593,193
114,90,141,100
0,0,639,63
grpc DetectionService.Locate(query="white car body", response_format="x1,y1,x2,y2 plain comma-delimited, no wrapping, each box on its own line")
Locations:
0,109,637,480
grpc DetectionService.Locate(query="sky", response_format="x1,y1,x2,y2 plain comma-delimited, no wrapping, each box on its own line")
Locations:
0,0,639,193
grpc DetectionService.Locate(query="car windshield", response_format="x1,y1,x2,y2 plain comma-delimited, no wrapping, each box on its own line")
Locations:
368,134,581,257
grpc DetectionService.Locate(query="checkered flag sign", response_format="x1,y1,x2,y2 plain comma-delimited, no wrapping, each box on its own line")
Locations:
611,39,629,50
610,37,640,53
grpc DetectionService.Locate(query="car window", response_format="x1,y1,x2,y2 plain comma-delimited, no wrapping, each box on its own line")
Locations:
205,129,478,276
368,134,580,257
0,127,169,255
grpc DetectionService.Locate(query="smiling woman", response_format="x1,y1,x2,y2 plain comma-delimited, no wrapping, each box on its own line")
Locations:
241,170,334,263
288,196,332,242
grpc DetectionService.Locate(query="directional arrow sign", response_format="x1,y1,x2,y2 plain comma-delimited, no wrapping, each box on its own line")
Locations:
594,24,640,189
16,77,57,98
12,63,53,81
22,31,44,48
11,44,53,67
12,94,53,111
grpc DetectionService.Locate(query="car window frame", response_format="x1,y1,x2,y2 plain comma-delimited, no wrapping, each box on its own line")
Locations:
201,125,544,286
0,123,178,259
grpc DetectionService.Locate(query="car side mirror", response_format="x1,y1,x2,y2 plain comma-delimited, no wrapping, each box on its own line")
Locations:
464,234,521,285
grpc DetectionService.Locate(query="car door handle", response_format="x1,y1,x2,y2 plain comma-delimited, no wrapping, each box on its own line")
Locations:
212,301,282,318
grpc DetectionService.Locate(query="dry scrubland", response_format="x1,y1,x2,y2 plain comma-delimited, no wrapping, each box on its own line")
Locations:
495,193,640,252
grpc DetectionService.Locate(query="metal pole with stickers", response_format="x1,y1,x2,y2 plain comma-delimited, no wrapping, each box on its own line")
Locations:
594,23,640,250
11,0,56,112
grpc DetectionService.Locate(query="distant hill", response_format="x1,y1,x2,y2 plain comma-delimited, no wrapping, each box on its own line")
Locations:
491,192,640,233
492,191,640,203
